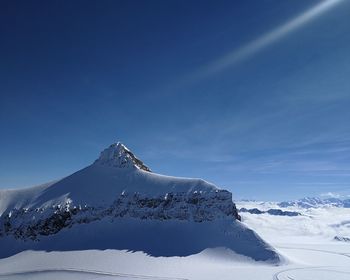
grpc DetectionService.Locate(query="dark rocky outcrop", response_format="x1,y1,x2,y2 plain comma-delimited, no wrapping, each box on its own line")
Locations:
0,190,241,240
239,208,300,217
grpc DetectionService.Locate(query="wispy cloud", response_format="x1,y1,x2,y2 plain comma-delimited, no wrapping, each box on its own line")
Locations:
192,0,344,80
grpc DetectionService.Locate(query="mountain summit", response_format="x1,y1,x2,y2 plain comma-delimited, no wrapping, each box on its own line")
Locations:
0,141,280,262
94,142,151,172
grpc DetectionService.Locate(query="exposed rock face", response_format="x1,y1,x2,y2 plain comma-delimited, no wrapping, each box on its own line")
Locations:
239,208,300,217
94,142,151,172
0,190,240,240
334,236,350,242
0,142,241,241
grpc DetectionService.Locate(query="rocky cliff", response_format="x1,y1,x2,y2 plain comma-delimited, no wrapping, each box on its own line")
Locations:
0,142,240,241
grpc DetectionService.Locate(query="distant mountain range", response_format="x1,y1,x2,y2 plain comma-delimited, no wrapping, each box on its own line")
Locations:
239,207,300,216
278,197,350,208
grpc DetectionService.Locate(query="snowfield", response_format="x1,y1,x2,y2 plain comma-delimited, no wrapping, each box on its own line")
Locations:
0,143,349,279
0,240,349,280
0,202,349,280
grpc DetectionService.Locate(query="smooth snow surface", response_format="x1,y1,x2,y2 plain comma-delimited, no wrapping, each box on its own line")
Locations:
0,165,218,212
0,242,349,280
0,217,278,261
0,199,350,279
0,142,220,212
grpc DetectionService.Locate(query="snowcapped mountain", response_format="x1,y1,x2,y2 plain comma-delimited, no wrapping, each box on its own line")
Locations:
0,142,279,262
278,197,350,208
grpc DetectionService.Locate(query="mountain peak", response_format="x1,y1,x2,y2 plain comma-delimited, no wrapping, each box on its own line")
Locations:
93,142,151,172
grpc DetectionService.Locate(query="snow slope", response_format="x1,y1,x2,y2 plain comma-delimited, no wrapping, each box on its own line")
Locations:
0,242,349,280
0,217,278,260
0,142,279,262
1,195,350,279
0,143,220,212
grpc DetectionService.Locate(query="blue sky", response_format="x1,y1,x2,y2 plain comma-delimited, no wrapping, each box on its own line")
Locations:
1,0,350,200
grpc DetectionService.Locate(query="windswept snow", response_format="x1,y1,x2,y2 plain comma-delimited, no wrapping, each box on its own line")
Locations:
0,165,219,213
0,142,222,213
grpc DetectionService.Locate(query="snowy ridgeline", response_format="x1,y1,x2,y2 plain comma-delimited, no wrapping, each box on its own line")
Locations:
0,142,241,241
0,189,240,240
0,142,280,263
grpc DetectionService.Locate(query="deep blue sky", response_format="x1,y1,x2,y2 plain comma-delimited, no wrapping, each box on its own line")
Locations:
1,0,350,200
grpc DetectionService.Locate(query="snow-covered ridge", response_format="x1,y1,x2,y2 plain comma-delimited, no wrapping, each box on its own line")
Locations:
0,142,240,241
0,142,282,262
